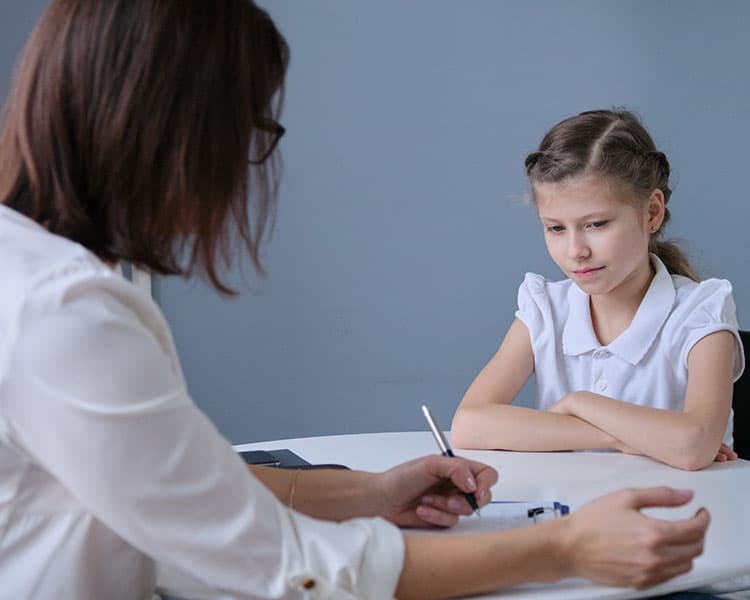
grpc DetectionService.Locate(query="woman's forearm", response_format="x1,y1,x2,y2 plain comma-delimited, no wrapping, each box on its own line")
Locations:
397,486,709,599
397,521,569,600
451,403,621,451
248,465,381,520
247,475,578,599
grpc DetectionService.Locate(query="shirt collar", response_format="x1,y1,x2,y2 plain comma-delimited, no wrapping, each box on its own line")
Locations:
562,255,676,365
562,282,600,357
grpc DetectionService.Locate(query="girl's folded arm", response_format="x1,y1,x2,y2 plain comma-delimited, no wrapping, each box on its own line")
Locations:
550,330,735,470
451,319,623,451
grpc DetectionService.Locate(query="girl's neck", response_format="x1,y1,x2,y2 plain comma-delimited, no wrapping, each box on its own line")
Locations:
589,259,655,346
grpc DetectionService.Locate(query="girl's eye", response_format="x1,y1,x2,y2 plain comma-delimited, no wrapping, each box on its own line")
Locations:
587,220,609,229
546,225,564,233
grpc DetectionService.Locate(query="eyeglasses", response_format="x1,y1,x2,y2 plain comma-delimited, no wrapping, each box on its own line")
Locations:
249,117,285,165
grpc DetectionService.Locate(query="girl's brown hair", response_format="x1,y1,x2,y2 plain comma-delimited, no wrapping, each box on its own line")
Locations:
0,0,289,293
524,109,698,281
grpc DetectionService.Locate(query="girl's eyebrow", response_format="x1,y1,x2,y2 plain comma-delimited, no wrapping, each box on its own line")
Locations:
539,211,612,223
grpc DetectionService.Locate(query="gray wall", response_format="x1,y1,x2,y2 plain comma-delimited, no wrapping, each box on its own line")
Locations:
3,2,749,444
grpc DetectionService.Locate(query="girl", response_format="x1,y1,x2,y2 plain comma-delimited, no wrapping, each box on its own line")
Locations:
452,109,744,472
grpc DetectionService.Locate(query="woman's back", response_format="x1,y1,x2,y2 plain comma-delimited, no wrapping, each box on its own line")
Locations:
0,204,158,598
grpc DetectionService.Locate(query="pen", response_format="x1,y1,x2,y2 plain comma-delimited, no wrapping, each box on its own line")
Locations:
421,404,480,514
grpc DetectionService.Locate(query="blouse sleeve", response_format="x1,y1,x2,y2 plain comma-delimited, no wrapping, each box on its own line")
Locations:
673,278,745,382
4,272,404,600
514,272,548,345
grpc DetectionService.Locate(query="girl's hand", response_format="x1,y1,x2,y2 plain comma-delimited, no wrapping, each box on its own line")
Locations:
547,395,574,415
372,455,498,528
713,443,738,462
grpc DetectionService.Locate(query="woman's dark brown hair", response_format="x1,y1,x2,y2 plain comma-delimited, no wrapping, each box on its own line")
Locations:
0,0,289,293
525,109,699,281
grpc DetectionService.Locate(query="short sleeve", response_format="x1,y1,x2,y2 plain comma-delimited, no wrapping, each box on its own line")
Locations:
674,279,745,381
515,273,548,344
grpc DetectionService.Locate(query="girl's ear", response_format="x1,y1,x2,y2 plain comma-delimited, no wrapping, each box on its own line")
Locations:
646,189,665,233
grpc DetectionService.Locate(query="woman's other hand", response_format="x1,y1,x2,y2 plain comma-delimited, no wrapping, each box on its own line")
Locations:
563,487,709,588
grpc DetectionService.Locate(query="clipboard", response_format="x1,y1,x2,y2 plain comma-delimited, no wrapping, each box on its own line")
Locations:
474,500,570,530
432,500,571,535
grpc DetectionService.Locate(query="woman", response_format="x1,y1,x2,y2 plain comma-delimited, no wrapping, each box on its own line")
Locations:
0,2,709,598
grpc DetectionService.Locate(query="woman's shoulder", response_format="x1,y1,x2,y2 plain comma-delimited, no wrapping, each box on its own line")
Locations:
1,222,155,335
21,250,131,314
1,214,100,321
1,208,106,289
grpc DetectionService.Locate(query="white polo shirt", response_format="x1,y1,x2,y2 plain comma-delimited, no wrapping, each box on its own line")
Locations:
0,204,404,600
515,256,745,446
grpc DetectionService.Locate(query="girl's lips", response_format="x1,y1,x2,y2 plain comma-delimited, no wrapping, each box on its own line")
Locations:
572,266,605,278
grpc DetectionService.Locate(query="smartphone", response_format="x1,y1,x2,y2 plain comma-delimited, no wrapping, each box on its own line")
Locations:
239,450,281,466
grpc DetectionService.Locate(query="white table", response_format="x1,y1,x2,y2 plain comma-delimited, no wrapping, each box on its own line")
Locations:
236,432,750,600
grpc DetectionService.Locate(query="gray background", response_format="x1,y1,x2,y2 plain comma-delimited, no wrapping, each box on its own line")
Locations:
2,1,748,444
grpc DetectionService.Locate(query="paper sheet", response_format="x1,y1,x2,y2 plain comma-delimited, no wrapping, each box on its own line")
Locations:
426,501,567,535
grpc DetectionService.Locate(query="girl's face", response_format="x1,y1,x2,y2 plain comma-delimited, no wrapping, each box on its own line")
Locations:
534,175,664,298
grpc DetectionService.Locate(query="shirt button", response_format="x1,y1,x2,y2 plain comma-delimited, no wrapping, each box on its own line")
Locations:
302,579,316,590
596,379,607,391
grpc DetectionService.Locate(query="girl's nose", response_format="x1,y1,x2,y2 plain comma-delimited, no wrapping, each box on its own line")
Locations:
568,233,591,261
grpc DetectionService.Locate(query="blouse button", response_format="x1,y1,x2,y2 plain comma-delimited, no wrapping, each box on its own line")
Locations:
302,578,316,590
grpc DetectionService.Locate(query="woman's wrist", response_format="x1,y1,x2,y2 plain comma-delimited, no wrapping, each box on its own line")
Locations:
364,470,390,518
543,517,577,582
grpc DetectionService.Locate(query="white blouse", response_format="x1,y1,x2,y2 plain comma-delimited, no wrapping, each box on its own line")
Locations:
0,204,403,600
515,256,745,446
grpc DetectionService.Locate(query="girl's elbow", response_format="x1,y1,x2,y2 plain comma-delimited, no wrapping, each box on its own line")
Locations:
451,404,494,448
450,408,474,448
671,452,713,471
669,429,717,471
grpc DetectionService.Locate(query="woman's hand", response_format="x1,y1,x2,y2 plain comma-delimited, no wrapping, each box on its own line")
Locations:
563,487,709,588
371,455,497,528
